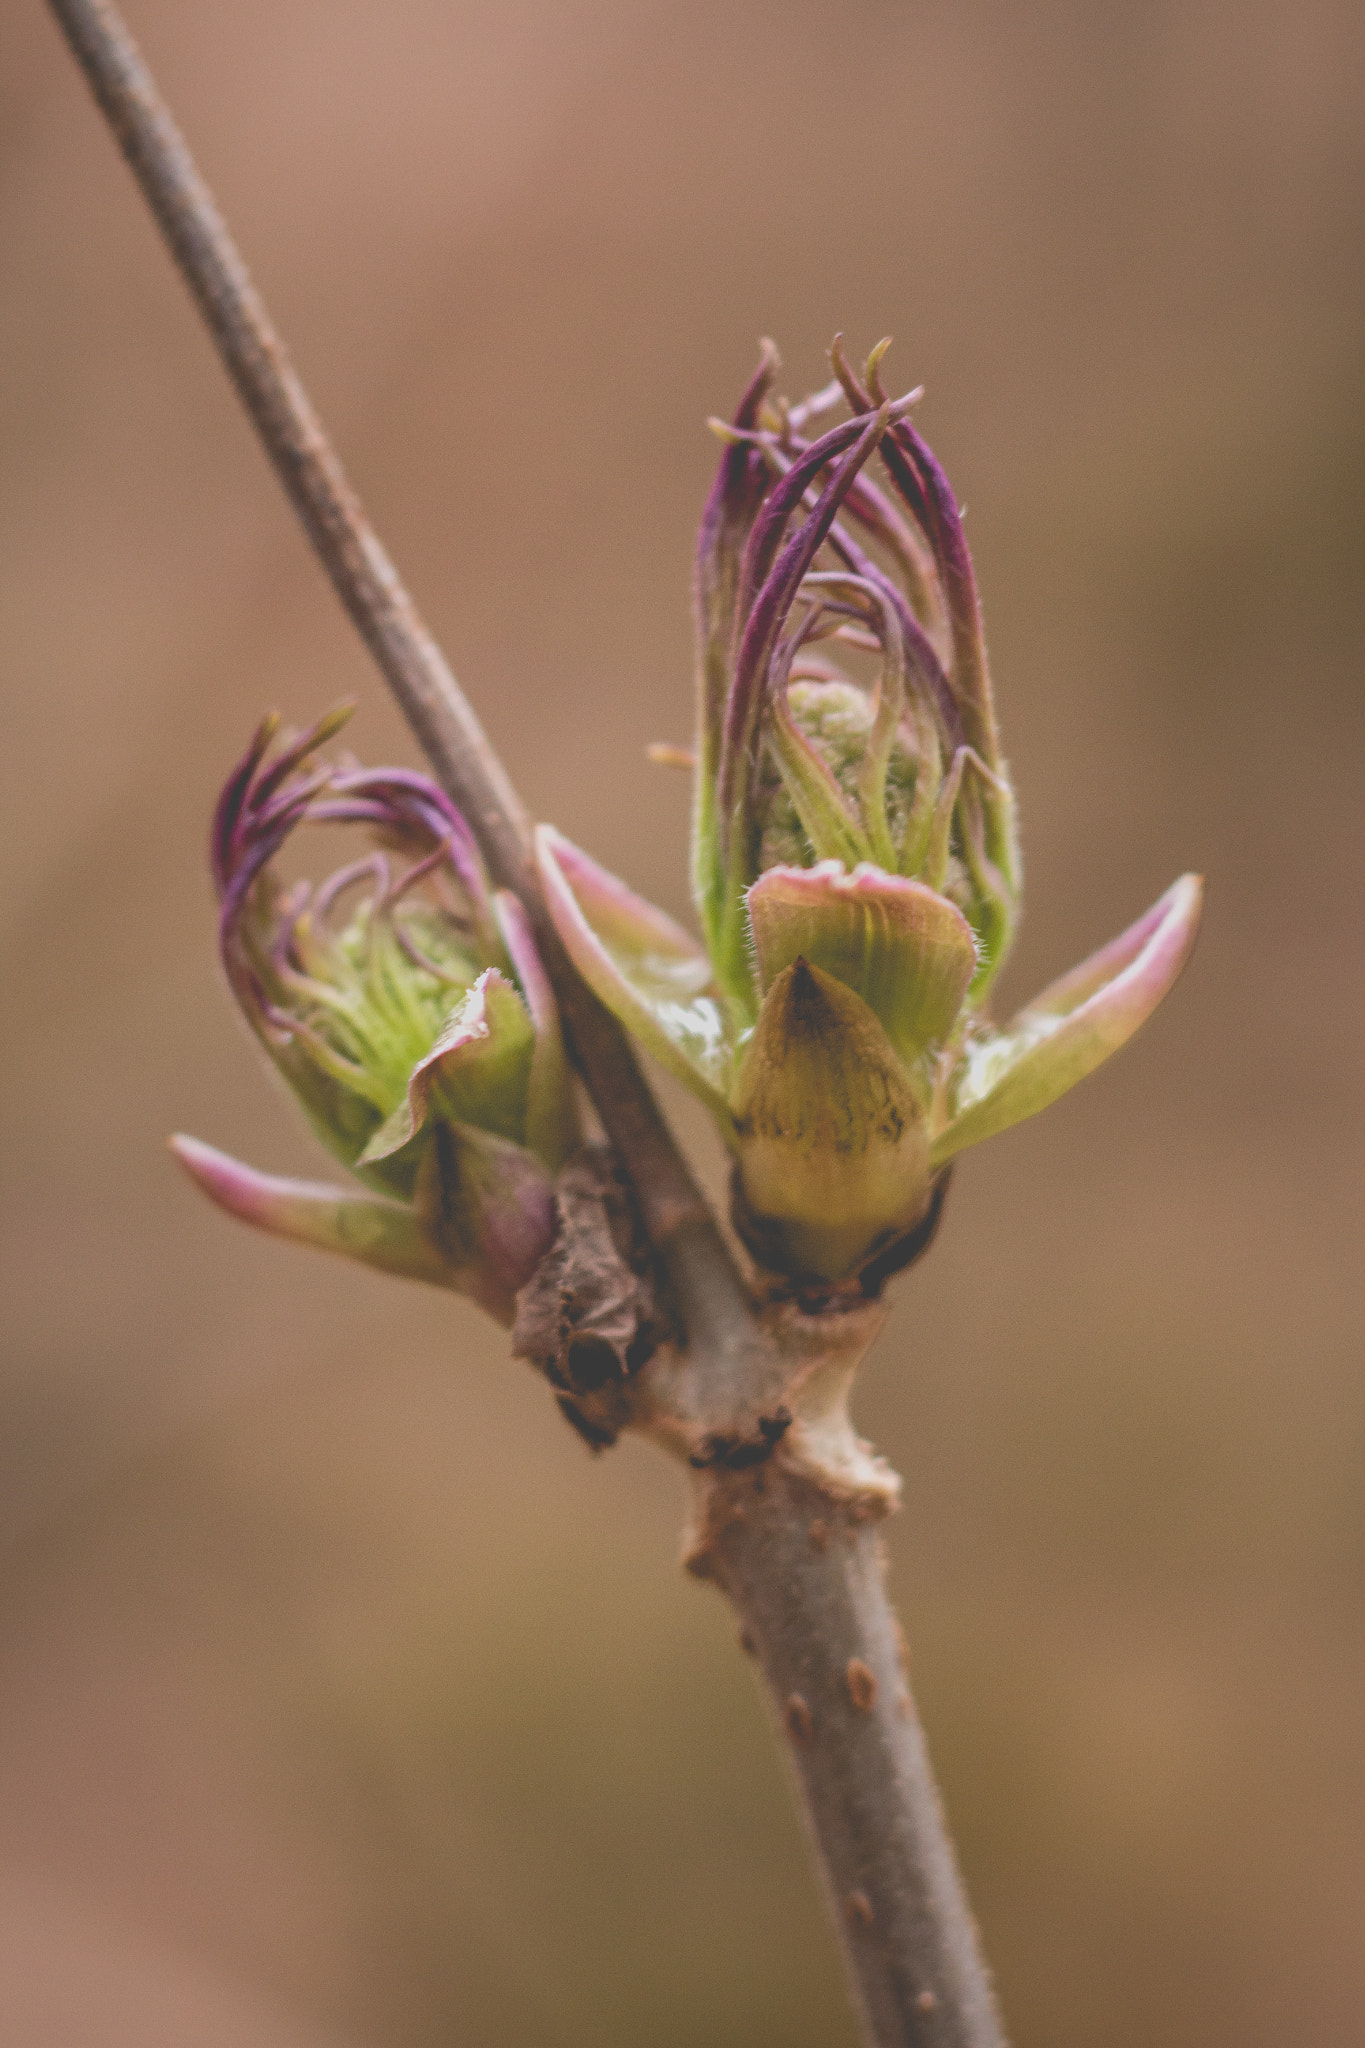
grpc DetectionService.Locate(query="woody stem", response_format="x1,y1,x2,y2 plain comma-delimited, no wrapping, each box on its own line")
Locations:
697,1466,1006,2048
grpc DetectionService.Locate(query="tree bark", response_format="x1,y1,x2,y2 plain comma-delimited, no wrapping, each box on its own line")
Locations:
694,1464,1006,2048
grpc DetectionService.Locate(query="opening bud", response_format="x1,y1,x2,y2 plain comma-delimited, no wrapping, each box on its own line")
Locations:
177,712,579,1321
536,336,1203,1285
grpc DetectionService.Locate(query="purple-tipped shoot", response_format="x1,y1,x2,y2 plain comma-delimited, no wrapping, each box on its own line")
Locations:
177,714,579,1322
535,337,1204,1282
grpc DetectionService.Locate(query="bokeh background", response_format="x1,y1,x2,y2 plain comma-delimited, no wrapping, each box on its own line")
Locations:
3,1,1363,2042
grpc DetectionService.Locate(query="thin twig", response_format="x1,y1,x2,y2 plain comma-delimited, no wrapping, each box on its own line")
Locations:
44,0,748,1338
45,6,1009,2042
699,1464,1006,2048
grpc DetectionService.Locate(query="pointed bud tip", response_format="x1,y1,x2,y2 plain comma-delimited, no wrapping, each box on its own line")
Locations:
168,1133,275,1222
168,1130,224,1182
762,953,836,1038
313,700,358,744
759,954,853,1043
864,336,893,398
744,954,903,1070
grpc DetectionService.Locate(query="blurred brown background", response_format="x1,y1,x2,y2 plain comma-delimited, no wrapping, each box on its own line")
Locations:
2,1,1363,2042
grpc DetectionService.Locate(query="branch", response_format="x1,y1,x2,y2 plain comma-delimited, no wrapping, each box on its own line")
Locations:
44,0,748,1342
695,1463,1006,2048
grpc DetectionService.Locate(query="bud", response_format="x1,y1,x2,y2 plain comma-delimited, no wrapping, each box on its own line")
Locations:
538,338,1203,1280
730,955,930,1281
172,711,578,1323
